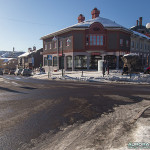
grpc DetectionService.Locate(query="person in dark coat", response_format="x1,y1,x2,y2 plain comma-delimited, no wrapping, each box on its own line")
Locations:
103,61,106,77
122,64,128,75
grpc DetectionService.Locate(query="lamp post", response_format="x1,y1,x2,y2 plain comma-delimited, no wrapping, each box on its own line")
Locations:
52,36,71,77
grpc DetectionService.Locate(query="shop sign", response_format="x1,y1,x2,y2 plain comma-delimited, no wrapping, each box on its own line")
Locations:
91,52,100,56
47,55,52,60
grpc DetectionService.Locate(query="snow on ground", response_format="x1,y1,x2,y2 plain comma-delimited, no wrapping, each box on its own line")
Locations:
32,70,150,84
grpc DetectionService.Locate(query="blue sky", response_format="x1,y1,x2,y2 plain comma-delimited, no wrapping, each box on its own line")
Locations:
0,0,149,52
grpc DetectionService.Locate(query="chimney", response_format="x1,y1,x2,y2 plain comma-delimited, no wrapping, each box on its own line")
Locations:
136,20,139,26
91,8,100,19
78,14,85,23
139,17,142,26
33,46,36,51
28,48,32,52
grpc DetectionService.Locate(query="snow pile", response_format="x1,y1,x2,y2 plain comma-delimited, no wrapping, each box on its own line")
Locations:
32,70,150,84
123,53,138,57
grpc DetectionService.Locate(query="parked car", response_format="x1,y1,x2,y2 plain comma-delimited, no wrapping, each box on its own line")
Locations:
21,69,32,76
9,70,15,75
15,69,23,75
0,70,3,75
144,67,150,74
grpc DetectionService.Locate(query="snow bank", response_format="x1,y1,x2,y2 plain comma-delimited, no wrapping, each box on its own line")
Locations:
32,70,150,84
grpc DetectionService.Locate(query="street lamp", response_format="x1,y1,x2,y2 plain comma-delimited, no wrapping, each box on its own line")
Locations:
52,36,71,77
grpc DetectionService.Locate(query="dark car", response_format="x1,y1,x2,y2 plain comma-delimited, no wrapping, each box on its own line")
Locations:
21,69,32,76
0,70,3,75
144,67,150,74
9,70,15,75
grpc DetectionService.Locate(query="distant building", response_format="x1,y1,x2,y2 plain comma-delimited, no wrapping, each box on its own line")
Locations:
130,17,150,36
0,51,25,58
41,8,131,72
18,47,43,69
130,17,150,66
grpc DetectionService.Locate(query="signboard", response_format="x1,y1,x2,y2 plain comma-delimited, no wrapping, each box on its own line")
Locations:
91,52,100,56
47,55,52,60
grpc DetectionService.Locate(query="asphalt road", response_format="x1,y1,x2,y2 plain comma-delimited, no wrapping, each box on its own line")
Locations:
0,75,150,150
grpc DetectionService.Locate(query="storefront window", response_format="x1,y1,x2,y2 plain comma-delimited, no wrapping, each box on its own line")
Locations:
53,56,57,66
48,60,52,66
104,55,117,69
75,55,87,69
66,56,72,69
90,55,102,69
44,57,47,66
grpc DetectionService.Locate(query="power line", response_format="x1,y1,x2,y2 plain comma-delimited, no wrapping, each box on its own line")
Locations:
0,16,51,26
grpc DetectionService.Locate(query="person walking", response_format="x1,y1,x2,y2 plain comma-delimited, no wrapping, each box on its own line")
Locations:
103,60,106,77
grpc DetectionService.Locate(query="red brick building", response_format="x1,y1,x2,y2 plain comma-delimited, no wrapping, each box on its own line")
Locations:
41,8,131,72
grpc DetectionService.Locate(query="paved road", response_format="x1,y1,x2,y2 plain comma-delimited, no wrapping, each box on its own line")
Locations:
0,75,150,150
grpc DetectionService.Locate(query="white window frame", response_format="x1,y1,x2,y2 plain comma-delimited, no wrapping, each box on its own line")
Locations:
45,44,47,50
50,42,52,49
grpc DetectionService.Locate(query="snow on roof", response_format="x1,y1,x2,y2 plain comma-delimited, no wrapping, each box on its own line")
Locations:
71,17,124,28
0,57,15,62
18,51,35,58
132,31,150,40
123,53,138,57
41,17,130,39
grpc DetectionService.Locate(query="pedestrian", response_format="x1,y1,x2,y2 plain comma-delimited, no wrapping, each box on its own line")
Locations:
106,61,109,75
103,60,106,77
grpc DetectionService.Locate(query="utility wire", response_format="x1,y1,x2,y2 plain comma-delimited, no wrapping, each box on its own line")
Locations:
0,16,51,26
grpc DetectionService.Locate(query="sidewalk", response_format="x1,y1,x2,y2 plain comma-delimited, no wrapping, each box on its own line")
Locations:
32,70,150,84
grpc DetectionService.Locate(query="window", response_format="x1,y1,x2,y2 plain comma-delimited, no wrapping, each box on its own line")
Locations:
89,35,103,46
75,55,87,69
24,58,28,63
53,56,57,66
50,42,52,49
48,60,52,66
126,40,129,47
90,36,93,45
120,39,123,46
140,43,143,49
145,44,147,50
59,41,62,48
93,35,96,45
86,35,89,45
97,36,100,45
45,44,47,50
131,41,134,48
66,39,70,46
136,43,139,49
66,56,72,69
54,42,57,49
44,57,47,66
100,36,103,45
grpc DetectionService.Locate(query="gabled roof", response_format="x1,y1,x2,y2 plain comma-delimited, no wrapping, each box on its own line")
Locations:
41,17,130,40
